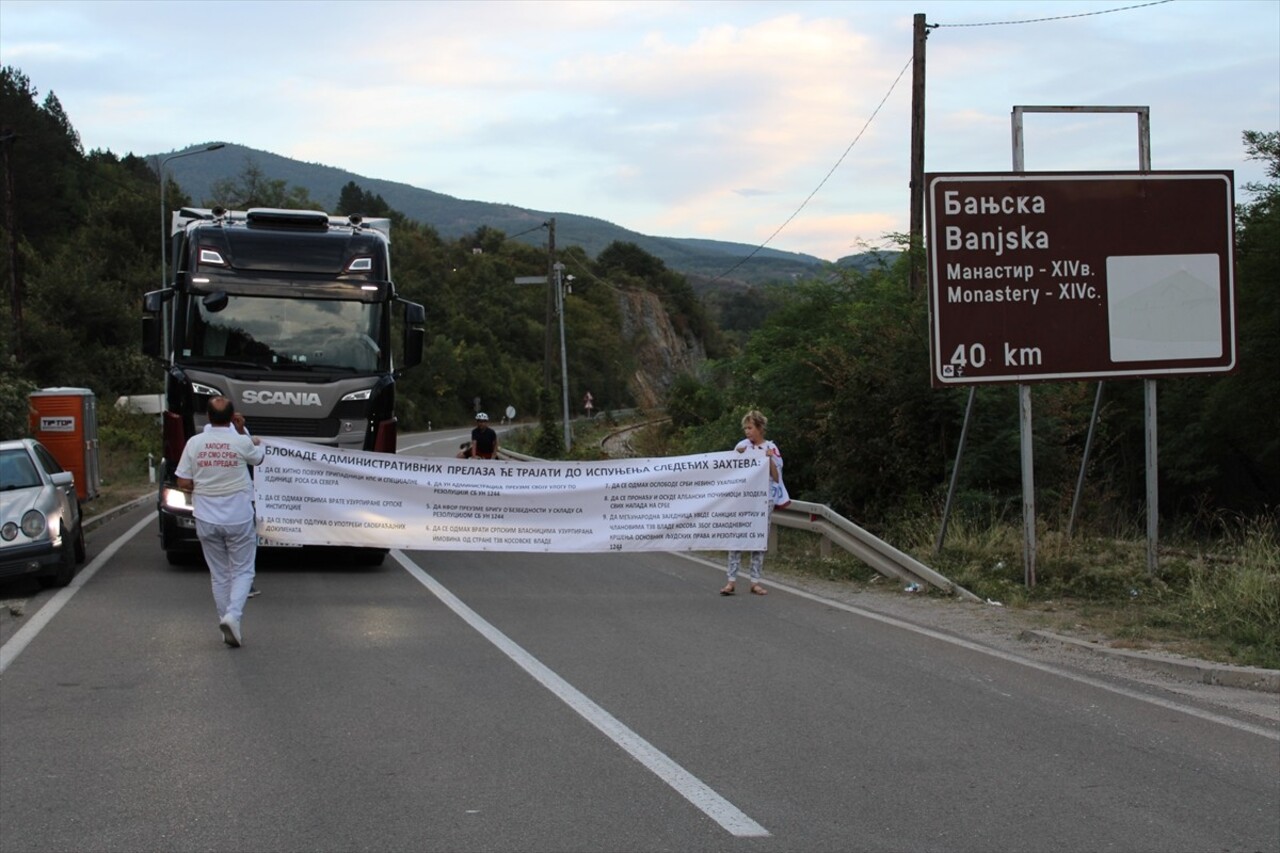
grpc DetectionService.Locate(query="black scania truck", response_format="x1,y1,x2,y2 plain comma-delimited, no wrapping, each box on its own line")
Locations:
142,207,425,564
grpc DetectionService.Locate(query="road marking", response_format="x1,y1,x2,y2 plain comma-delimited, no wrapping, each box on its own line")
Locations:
398,428,511,454
397,434,467,452
676,553,1280,742
391,550,771,838
0,514,153,675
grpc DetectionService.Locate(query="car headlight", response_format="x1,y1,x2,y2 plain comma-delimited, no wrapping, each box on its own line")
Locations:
1,521,18,541
20,510,46,539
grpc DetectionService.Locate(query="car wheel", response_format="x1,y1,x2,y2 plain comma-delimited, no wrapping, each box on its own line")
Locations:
73,521,86,563
39,528,78,587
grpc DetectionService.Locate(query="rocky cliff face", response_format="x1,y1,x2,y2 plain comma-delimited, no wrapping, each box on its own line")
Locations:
616,288,706,410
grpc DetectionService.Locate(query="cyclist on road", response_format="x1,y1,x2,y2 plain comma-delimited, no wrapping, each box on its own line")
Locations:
470,412,499,460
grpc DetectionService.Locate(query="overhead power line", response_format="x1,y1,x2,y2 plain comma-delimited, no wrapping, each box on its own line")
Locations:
505,222,548,242
709,0,1173,284
931,0,1173,28
709,54,913,285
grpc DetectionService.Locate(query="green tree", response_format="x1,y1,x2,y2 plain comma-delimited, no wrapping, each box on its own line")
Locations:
0,67,86,254
19,149,163,397
336,181,392,217
1157,131,1280,515
533,387,565,458
666,369,726,429
667,257,1093,530
1,68,161,401
208,159,316,209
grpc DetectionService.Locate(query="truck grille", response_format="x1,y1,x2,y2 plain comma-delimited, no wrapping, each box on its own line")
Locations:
245,416,339,438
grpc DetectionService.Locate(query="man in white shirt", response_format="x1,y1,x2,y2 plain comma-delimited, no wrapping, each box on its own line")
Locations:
203,421,261,600
175,396,265,647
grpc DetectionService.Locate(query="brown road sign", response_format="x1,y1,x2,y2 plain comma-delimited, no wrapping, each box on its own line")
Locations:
925,171,1235,387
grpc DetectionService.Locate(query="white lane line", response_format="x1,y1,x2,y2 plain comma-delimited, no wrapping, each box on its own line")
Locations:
1,514,153,675
398,434,468,452
675,553,1280,742
399,428,513,454
391,550,770,838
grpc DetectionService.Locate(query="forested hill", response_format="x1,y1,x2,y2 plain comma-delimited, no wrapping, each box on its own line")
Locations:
158,143,846,286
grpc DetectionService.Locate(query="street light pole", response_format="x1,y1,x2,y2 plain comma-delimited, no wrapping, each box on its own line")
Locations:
554,262,571,451
513,263,573,452
158,143,224,288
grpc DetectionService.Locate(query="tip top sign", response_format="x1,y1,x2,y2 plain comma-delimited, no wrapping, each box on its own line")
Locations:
39,416,76,432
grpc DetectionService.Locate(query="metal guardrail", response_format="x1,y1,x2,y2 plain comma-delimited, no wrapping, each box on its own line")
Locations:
773,500,981,602
498,447,981,601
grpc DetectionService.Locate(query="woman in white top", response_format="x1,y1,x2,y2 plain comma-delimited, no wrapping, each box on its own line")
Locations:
720,409,786,596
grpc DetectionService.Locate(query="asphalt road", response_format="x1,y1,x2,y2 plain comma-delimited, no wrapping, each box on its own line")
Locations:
1,429,1277,852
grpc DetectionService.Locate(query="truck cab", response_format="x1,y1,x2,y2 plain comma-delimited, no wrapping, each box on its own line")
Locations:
142,207,425,564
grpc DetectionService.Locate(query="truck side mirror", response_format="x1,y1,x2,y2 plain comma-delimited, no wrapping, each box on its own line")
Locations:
401,301,425,370
141,289,172,360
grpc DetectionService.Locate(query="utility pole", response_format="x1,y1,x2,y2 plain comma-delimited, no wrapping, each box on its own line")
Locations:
908,12,928,295
513,255,571,450
545,217,556,391
1,129,21,364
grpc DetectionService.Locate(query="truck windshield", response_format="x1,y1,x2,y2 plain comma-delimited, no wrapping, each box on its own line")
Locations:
181,295,385,372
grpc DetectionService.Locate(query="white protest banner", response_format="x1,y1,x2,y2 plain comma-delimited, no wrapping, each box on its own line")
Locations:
254,438,771,552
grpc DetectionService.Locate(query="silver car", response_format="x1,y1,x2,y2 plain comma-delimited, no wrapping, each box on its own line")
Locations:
0,438,86,587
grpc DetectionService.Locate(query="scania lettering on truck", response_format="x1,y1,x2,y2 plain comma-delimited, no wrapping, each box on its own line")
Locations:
142,207,425,565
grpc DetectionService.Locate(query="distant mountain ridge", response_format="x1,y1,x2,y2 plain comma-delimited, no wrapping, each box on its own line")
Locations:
158,143,838,285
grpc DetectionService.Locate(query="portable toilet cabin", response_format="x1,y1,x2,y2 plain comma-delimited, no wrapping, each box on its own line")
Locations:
28,387,101,501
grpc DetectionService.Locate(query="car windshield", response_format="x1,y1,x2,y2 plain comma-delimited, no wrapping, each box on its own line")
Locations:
180,295,384,372
0,448,41,490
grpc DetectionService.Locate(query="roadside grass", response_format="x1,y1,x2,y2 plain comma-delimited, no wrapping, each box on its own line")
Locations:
890,510,1280,669
84,408,159,517
753,517,1280,669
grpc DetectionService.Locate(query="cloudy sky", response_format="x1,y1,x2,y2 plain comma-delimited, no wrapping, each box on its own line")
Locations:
2,0,1276,260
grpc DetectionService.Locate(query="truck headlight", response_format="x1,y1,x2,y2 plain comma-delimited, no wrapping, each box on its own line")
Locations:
163,487,192,511
192,382,223,397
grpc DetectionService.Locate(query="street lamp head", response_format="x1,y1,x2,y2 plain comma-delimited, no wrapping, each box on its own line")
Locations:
159,143,227,289
160,142,226,169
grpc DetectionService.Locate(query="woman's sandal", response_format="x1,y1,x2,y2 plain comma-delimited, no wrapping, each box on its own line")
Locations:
719,582,736,596
750,584,768,596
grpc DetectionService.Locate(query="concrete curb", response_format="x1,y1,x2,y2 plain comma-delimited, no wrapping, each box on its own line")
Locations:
1022,629,1280,693
83,494,152,533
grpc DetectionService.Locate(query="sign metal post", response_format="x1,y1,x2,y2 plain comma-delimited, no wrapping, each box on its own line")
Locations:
927,108,1235,582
